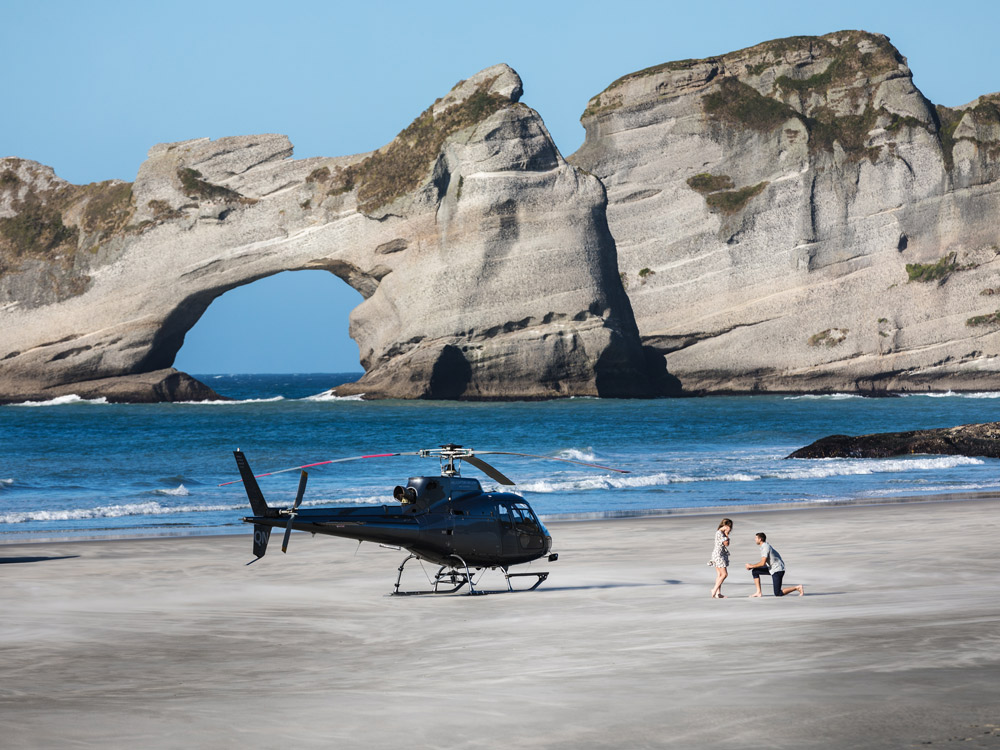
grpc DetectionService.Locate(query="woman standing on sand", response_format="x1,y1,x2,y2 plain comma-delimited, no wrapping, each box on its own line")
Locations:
709,518,733,598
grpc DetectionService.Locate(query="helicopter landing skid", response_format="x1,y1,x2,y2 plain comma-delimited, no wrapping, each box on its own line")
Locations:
391,554,549,596
503,570,550,591
392,553,476,595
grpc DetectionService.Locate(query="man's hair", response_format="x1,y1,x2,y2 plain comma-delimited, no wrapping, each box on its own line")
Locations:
756,532,767,542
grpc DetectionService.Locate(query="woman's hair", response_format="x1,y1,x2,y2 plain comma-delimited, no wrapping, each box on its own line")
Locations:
718,518,733,530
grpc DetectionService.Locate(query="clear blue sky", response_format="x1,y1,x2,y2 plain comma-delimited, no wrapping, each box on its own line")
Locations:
4,0,999,373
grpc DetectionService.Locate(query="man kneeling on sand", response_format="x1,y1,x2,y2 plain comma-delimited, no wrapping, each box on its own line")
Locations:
745,532,804,597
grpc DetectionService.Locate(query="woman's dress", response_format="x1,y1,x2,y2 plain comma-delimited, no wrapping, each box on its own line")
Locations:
710,529,730,568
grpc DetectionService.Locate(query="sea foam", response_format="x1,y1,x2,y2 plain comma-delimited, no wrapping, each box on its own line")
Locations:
517,455,984,493
303,389,365,401
9,395,109,407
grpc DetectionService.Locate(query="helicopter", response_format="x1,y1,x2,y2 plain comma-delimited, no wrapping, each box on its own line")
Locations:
226,444,628,595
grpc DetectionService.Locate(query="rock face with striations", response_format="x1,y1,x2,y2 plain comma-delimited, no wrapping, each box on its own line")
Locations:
0,65,660,402
571,31,1000,394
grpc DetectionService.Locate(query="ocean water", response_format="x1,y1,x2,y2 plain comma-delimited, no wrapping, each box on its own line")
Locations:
1,373,998,542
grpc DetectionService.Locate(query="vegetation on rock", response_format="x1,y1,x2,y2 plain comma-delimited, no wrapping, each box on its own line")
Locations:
177,168,252,204
686,173,735,193
966,310,1000,327
0,201,77,259
335,78,509,214
705,181,768,213
0,162,142,308
905,252,957,283
808,328,849,347
703,79,797,132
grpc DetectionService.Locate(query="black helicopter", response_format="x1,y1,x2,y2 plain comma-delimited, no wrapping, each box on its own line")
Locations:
227,444,628,595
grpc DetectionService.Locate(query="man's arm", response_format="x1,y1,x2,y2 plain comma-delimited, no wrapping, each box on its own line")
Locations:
745,556,768,570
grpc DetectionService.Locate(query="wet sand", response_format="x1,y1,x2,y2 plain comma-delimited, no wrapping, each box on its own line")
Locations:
2,498,1000,749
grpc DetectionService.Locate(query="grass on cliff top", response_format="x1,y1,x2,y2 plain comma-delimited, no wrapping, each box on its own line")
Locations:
330,79,510,214
934,99,1000,171
0,173,136,290
702,79,883,162
590,31,905,167
595,31,900,100
772,33,903,95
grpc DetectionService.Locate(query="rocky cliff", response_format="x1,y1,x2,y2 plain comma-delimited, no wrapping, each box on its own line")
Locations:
5,33,1000,403
0,65,661,402
571,30,1000,393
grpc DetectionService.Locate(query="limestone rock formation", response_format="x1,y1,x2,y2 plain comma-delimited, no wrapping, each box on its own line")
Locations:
571,31,1000,394
0,65,661,402
788,421,1000,459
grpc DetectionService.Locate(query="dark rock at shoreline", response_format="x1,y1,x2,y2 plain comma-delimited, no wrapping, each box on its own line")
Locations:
0,369,226,404
787,422,1000,459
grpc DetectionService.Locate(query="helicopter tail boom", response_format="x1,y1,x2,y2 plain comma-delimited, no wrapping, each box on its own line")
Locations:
234,450,273,517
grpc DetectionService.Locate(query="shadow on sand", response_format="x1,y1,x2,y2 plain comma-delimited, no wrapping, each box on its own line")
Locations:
537,582,664,593
0,555,80,565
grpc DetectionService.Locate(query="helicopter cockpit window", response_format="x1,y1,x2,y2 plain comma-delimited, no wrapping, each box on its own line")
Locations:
497,504,512,528
511,504,540,533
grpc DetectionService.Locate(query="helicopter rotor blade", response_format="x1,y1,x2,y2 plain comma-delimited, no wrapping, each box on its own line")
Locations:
219,452,420,486
463,455,515,486
477,451,630,474
281,471,308,554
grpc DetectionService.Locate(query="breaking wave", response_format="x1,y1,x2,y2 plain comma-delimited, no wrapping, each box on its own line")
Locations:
153,485,190,497
903,391,1000,399
176,396,285,405
0,493,390,525
0,500,248,524
8,395,109,407
303,389,365,402
518,455,984,493
555,448,601,463
783,394,862,401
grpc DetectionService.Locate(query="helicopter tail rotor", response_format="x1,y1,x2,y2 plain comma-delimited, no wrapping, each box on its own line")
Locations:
281,471,308,554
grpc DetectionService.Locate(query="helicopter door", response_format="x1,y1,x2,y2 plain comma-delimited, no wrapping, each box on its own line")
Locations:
497,503,520,558
510,504,545,550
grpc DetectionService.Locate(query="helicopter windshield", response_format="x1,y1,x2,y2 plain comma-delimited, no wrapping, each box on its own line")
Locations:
510,504,540,533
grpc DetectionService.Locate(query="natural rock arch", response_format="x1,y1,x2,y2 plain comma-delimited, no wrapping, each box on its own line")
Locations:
173,270,362,374
0,65,663,402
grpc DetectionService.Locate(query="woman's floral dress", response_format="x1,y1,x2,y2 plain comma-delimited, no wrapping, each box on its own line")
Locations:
710,529,730,568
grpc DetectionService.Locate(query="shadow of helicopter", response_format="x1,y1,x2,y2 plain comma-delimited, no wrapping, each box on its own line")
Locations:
533,582,666,592
0,555,80,565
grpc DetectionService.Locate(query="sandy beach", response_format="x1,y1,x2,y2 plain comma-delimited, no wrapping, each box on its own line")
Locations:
2,498,1000,749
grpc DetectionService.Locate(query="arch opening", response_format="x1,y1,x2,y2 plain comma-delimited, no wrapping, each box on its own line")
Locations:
173,270,364,381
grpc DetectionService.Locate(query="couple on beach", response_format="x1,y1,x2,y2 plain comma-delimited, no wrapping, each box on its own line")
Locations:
710,518,805,599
